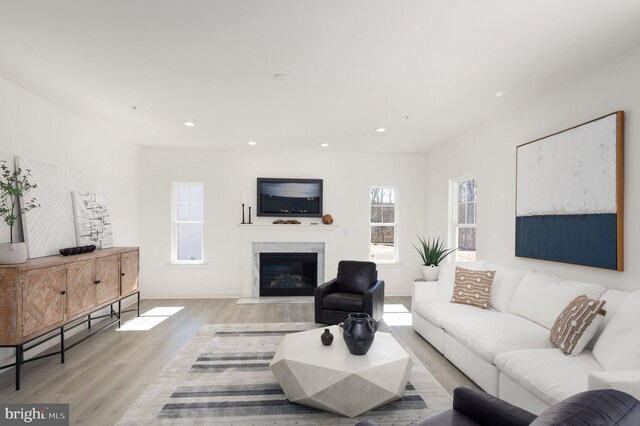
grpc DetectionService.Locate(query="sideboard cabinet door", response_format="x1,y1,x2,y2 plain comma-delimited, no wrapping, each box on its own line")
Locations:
22,266,66,338
67,260,97,317
96,255,120,304
120,251,139,295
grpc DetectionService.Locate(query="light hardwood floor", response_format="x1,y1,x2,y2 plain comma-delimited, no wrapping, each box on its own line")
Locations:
0,297,475,425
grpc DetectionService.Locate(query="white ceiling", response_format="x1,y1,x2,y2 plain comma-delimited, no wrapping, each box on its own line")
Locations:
1,0,639,152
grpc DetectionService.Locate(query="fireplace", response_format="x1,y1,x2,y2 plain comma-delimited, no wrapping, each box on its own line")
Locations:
259,252,318,296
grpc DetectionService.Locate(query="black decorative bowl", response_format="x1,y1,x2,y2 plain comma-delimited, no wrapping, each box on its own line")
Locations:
59,245,97,256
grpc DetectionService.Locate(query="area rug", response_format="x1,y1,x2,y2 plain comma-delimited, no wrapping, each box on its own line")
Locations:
117,322,452,425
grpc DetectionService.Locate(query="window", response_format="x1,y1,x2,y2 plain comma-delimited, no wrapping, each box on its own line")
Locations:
172,183,204,262
370,187,398,263
449,177,477,262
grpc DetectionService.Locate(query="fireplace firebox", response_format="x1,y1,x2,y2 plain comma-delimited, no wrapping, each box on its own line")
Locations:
259,252,318,296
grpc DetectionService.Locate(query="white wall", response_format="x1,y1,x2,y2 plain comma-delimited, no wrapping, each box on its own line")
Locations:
425,46,640,292
0,77,140,246
139,148,428,297
0,76,140,364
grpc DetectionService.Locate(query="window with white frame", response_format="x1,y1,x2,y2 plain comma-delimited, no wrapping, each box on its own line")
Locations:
369,187,398,263
172,183,204,262
449,176,477,262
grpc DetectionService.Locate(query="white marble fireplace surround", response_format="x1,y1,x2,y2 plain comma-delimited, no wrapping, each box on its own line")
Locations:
240,225,340,298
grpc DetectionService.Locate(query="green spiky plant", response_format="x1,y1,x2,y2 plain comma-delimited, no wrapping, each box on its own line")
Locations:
0,160,40,243
413,236,456,266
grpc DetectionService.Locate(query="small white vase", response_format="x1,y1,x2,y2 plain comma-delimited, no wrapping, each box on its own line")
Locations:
421,265,439,281
0,242,28,264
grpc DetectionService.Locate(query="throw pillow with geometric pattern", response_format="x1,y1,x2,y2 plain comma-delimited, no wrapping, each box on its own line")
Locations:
551,295,607,356
451,267,496,309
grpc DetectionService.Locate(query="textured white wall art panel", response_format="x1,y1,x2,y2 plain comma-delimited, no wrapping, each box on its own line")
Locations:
516,114,618,216
72,191,114,248
15,156,82,258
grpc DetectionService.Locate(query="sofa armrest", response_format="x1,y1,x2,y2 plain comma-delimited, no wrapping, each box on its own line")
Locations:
453,386,537,426
589,370,640,400
364,280,385,321
412,280,439,303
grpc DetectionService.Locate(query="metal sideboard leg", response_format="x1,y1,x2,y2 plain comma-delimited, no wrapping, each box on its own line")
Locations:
137,291,141,316
60,327,65,364
118,300,122,328
15,345,22,391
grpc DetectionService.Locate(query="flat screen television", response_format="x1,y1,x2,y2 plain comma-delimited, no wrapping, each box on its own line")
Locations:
257,178,323,217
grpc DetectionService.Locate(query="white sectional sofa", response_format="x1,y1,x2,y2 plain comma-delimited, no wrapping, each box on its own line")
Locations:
412,261,640,414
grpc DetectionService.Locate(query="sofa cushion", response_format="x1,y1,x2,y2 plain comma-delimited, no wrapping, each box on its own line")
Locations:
436,261,487,302
495,348,604,406
508,271,605,329
451,267,495,309
323,292,364,312
587,288,629,349
441,310,554,363
550,296,607,356
592,291,640,371
413,299,483,327
486,263,528,312
336,261,377,294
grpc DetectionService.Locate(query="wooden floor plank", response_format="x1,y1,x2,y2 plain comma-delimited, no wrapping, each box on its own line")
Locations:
0,297,474,425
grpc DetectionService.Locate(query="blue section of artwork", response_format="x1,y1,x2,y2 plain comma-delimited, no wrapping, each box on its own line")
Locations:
515,214,617,270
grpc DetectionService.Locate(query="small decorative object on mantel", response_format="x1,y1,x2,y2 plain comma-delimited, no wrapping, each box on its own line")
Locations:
272,219,301,224
0,160,40,264
414,236,456,281
320,328,334,346
322,214,333,225
59,244,96,256
248,206,252,224
241,203,246,224
339,312,378,356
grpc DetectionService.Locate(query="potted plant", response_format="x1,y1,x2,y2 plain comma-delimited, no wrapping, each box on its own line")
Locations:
414,236,456,281
0,160,39,264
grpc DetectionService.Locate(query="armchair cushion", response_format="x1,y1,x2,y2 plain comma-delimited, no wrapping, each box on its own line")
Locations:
323,292,364,312
336,261,377,294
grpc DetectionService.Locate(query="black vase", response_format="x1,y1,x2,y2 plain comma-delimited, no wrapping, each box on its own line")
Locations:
340,313,378,355
321,329,334,346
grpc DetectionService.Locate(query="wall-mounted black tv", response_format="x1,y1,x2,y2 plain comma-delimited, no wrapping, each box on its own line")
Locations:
257,178,323,217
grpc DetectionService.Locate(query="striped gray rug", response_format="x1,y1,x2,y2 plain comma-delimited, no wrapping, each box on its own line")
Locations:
117,322,452,425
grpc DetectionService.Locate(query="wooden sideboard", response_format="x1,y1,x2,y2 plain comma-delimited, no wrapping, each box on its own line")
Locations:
0,247,140,389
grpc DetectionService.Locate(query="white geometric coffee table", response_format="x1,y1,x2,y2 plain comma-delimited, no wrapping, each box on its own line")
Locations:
269,325,413,417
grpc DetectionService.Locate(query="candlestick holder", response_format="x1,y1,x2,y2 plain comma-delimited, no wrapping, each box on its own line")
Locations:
248,206,253,224
241,203,246,224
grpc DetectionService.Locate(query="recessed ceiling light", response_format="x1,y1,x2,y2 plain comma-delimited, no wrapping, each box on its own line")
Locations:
376,128,387,133
183,121,195,127
320,143,329,148
248,141,257,146
273,73,290,81
495,92,504,97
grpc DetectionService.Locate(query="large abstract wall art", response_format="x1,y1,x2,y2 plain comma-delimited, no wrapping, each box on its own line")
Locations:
515,111,624,270
15,156,82,258
72,191,114,249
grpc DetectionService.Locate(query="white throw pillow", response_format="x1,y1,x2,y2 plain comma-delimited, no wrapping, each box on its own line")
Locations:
486,263,528,312
436,261,486,302
593,291,640,370
509,271,605,329
586,289,629,349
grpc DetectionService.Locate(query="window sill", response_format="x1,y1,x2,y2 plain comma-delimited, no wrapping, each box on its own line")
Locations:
166,261,210,267
374,261,403,266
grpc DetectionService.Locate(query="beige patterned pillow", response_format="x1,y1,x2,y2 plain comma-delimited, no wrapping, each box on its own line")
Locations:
551,295,607,356
451,267,495,309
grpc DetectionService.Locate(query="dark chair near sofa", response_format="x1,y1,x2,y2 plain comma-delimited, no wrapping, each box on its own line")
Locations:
314,260,384,325
356,386,640,426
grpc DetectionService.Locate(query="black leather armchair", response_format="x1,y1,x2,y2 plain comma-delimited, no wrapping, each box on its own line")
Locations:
314,260,384,325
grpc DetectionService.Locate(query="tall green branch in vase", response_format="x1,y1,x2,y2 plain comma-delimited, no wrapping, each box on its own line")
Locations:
0,160,40,244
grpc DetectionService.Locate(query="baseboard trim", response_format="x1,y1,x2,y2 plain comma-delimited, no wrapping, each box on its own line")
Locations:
142,292,243,299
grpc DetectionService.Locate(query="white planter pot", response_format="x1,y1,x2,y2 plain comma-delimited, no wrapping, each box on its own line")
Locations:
421,265,439,281
0,242,28,264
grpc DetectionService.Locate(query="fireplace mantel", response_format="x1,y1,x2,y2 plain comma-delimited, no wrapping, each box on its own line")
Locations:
239,224,341,297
